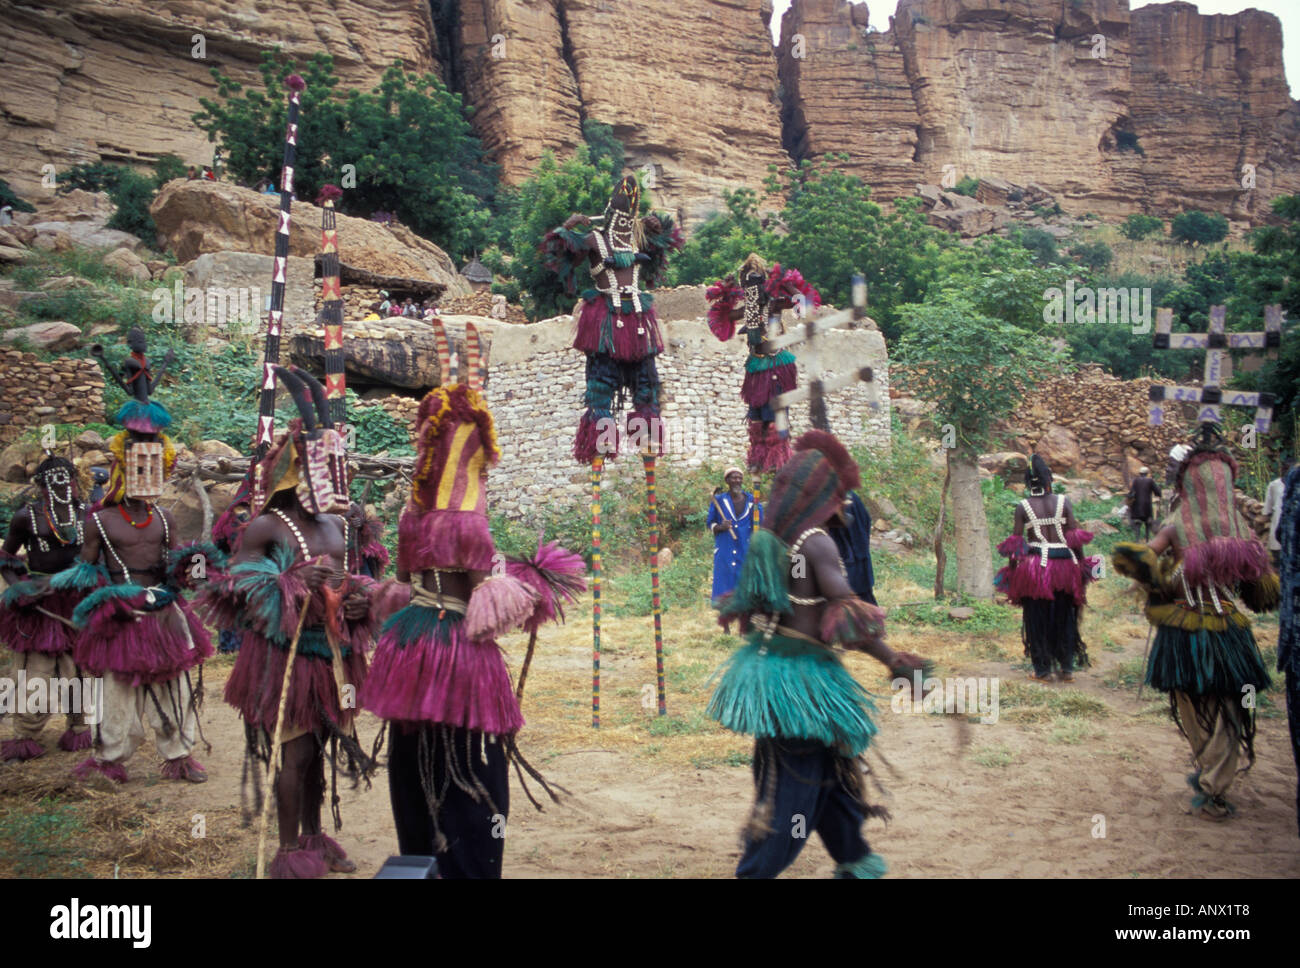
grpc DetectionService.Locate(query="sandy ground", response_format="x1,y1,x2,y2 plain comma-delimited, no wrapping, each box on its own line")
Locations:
2,580,1299,879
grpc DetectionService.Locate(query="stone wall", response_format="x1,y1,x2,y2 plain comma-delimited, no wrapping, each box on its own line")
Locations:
483,313,891,517
0,351,104,443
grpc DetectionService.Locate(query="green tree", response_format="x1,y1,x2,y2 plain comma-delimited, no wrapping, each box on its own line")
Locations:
1121,213,1164,240
765,155,953,339
1014,226,1059,265
893,293,1063,598
193,50,496,259
667,187,772,286
581,119,625,177
496,148,627,320
1171,209,1229,245
953,175,979,197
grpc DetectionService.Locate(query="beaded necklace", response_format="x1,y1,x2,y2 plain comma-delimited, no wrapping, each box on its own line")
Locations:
93,508,168,585
271,508,313,559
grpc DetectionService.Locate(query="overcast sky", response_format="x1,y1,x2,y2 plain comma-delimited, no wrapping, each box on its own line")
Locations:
769,0,1296,97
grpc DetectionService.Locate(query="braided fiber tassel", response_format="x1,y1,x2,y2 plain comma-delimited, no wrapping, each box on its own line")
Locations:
254,74,305,459
591,456,604,728
644,454,666,716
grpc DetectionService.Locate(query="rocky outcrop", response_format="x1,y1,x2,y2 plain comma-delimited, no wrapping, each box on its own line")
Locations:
288,316,496,394
778,0,1299,223
151,181,469,296
0,1,439,200
445,0,791,226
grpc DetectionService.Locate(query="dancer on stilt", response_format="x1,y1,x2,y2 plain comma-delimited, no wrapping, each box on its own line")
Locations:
706,255,821,471
56,329,220,785
1113,425,1276,821
0,454,93,760
996,454,1100,682
198,366,377,877
707,431,930,878
543,174,682,724
360,320,583,878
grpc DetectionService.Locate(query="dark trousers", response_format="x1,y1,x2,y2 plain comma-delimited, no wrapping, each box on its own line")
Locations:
1288,670,1300,839
1131,517,1152,540
387,724,510,879
736,738,873,879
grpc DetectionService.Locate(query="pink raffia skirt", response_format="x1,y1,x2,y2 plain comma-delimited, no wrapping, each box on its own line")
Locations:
359,606,523,736
0,585,80,654
572,298,663,362
74,596,212,686
224,628,367,736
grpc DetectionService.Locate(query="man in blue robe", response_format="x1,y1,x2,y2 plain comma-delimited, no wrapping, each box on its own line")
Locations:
708,468,761,602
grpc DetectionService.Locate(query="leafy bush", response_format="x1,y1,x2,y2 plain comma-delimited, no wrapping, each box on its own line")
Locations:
1015,227,1058,265
1171,209,1229,245
57,162,130,195
1069,240,1113,273
1121,213,1164,241
953,175,979,197
1115,130,1144,155
0,179,36,214
152,153,189,188
105,169,159,248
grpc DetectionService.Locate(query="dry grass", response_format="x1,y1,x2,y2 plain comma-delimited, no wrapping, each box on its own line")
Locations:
0,754,247,878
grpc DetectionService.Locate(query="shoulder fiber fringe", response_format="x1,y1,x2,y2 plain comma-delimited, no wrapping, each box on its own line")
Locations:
166,541,228,589
819,598,886,648
195,542,312,645
465,574,538,640
717,529,791,623
0,549,27,576
706,632,878,756
50,559,109,592
505,538,587,633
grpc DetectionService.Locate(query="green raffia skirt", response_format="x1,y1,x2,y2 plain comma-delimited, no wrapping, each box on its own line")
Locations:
706,631,878,757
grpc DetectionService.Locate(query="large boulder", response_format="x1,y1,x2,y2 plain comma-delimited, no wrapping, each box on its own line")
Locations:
0,439,43,483
151,180,470,298
102,247,150,282
1035,424,1083,475
288,315,495,392
1,321,83,351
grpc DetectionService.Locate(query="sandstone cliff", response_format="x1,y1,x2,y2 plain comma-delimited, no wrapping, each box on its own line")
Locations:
445,0,792,225
0,0,438,199
1,0,1296,235
778,0,1300,220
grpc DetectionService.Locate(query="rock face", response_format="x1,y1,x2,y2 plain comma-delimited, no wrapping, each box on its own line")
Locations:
2,0,1295,229
447,0,791,226
778,0,1300,221
151,181,469,297
0,1,439,200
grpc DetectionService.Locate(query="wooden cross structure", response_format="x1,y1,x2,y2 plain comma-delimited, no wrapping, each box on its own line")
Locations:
763,274,879,435
1147,304,1284,433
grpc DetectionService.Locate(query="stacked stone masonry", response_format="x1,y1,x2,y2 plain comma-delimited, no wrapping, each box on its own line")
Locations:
0,352,104,443
481,313,891,519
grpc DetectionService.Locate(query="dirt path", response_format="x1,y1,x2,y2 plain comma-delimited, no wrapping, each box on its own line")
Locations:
3,605,1299,878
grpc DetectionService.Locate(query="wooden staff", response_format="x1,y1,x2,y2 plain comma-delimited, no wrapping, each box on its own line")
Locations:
710,491,737,541
591,456,604,728
515,627,540,702
255,594,313,879
644,453,666,717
